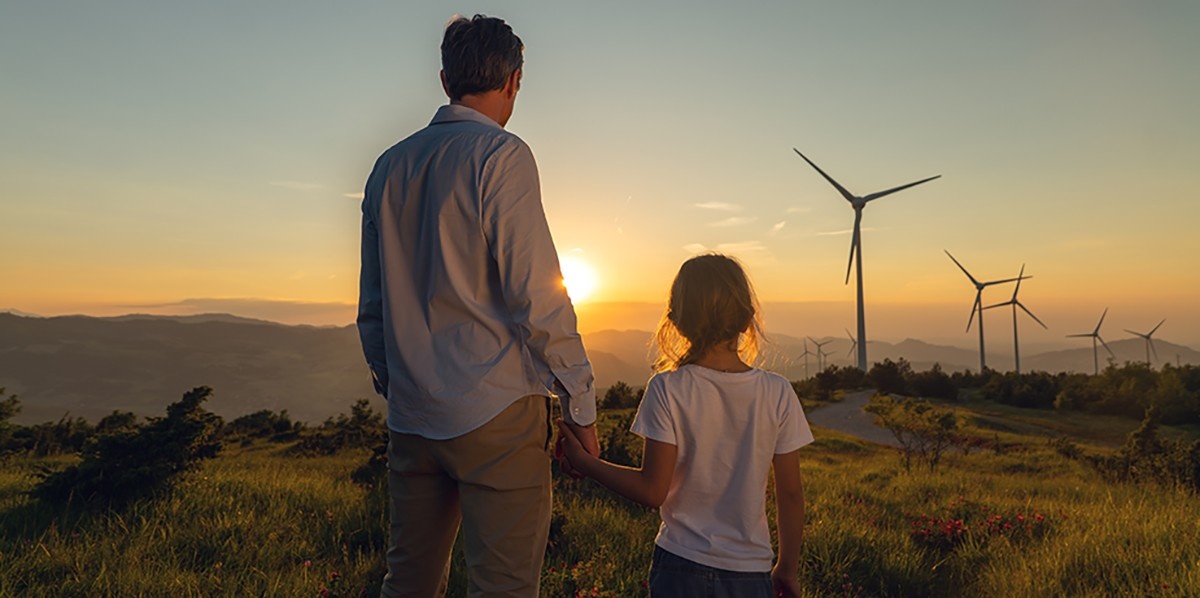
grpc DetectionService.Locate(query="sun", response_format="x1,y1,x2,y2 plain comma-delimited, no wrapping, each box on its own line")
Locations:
559,255,599,304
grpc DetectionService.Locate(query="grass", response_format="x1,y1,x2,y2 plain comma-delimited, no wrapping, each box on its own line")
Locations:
2,405,1199,597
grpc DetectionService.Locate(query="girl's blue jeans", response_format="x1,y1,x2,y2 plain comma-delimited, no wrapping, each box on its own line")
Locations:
648,546,773,598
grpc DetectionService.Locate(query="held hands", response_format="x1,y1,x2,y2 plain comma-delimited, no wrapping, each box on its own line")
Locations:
555,419,598,478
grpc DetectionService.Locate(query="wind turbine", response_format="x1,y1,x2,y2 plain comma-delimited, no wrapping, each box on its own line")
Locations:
798,339,815,380
982,264,1046,375
1067,308,1114,375
808,336,833,372
945,250,1028,372
845,328,858,359
1124,319,1166,366
794,149,940,371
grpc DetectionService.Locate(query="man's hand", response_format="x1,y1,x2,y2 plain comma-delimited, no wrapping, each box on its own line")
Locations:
566,421,599,457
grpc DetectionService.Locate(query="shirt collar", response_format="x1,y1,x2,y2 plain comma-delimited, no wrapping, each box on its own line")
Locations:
430,104,504,130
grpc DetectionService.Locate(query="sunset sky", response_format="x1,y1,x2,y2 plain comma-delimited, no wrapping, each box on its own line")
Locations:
3,1,1198,349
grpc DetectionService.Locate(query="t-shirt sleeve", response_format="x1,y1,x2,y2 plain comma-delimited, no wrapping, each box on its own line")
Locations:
630,375,677,445
775,381,815,454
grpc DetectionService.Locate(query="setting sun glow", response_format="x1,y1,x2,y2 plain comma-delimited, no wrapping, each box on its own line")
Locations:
559,255,598,304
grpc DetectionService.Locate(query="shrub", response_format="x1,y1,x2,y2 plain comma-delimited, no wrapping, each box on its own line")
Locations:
293,399,385,456
32,386,223,506
865,394,959,472
600,382,643,410
868,359,912,396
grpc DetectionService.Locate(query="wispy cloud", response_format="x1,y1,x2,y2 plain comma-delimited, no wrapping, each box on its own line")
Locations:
716,241,769,255
709,216,757,228
816,226,878,236
695,201,741,211
682,243,708,255
270,181,325,193
343,191,364,200
771,221,786,235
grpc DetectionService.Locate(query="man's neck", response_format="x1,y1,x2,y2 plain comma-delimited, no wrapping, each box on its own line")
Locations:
452,94,508,128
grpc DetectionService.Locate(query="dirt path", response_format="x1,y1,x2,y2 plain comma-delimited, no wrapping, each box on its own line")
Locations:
804,389,901,448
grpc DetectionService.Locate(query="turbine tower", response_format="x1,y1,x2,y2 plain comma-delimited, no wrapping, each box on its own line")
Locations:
945,250,1027,372
1124,319,1166,365
982,264,1046,374
845,328,858,359
794,149,940,371
1067,308,1114,375
808,336,833,372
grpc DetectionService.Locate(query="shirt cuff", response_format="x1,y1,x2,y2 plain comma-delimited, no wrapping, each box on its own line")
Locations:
558,388,596,427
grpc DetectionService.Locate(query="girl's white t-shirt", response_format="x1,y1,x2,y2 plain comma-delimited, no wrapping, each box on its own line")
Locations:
630,364,814,572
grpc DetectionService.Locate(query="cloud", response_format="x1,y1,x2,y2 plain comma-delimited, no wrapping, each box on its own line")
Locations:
716,241,770,255
343,191,364,200
709,216,757,228
270,181,326,193
120,298,356,327
694,201,741,211
682,243,708,255
816,226,878,236
771,221,786,235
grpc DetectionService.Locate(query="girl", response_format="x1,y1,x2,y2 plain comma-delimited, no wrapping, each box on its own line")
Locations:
558,253,813,597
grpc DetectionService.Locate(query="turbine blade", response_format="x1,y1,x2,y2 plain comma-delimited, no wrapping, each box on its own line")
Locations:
1149,339,1159,361
1095,308,1109,333
1124,329,1148,339
845,328,856,343
1066,333,1093,338
1149,318,1166,336
863,175,941,202
845,211,861,285
945,250,981,286
1017,302,1048,329
982,275,1030,287
1012,264,1026,299
793,149,856,203
966,293,981,332
1098,335,1114,357
982,300,1014,310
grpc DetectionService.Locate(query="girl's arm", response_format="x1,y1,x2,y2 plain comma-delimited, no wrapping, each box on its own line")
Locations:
771,449,805,597
556,420,676,508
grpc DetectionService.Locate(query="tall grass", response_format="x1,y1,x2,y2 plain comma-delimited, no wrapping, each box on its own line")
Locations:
2,408,1198,596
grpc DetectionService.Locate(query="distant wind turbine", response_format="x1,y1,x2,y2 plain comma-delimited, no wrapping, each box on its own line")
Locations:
798,339,815,380
946,250,1028,373
1124,319,1166,366
808,336,833,372
794,149,940,371
845,328,858,359
1067,308,1115,375
982,264,1046,375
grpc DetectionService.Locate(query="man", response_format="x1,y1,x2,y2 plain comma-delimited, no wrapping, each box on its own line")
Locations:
357,14,600,598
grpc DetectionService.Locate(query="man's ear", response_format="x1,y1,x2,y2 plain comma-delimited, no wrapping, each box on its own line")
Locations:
503,68,522,99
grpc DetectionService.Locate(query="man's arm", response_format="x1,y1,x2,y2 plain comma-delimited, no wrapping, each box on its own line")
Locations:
771,449,805,597
481,139,597,430
357,195,388,397
557,420,675,507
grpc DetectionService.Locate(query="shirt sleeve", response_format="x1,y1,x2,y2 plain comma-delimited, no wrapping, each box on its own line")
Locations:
630,376,676,445
356,169,388,397
775,381,815,454
480,137,596,425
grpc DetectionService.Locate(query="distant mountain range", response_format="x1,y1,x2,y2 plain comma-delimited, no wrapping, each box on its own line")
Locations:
2,313,1197,425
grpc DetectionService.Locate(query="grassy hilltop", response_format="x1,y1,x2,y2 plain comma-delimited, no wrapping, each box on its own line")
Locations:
1,395,1198,597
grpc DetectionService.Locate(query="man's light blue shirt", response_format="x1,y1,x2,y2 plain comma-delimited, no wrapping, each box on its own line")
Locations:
358,104,596,439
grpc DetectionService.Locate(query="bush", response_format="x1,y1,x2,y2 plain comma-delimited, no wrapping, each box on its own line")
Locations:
293,399,385,456
226,409,302,441
32,386,223,506
865,394,959,472
868,359,912,396
906,364,958,401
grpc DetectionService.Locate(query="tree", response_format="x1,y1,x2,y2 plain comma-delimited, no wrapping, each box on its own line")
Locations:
601,382,642,410
33,386,223,506
868,358,912,396
0,388,20,453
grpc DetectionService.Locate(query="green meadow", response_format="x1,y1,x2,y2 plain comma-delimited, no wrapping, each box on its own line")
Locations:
2,398,1198,597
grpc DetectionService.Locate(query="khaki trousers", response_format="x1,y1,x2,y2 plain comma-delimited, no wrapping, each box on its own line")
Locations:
380,395,552,598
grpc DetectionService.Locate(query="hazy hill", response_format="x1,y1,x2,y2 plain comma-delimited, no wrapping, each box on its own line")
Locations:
3,314,1197,425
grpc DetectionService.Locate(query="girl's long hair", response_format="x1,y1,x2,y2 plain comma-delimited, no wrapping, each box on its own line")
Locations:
652,253,764,372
